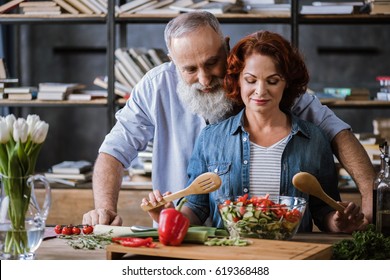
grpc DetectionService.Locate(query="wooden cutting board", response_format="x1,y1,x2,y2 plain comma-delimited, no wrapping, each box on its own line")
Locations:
106,238,332,260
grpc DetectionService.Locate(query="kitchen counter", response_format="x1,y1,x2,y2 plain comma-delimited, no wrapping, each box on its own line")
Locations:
35,230,351,260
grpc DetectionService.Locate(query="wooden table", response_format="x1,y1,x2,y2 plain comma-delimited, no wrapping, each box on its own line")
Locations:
35,230,351,260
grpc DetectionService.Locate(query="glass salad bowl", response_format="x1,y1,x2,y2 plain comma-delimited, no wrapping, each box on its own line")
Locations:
217,194,307,240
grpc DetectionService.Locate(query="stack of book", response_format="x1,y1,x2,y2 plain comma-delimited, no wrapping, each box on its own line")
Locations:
300,1,363,15
37,82,85,100
321,87,371,101
117,0,243,15
0,0,114,15
44,160,93,186
94,47,169,98
168,0,237,14
19,1,62,15
0,78,19,99
243,0,290,16
375,76,390,101
367,0,390,14
3,86,38,100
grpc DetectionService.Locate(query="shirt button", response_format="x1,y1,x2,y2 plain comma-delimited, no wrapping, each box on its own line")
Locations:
243,137,247,142
243,188,248,193
214,168,218,173
243,160,248,164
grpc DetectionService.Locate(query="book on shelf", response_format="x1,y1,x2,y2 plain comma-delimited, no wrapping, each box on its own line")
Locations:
114,63,134,88
37,82,85,100
88,0,107,13
21,6,61,12
128,47,155,72
168,0,237,13
300,3,358,14
4,86,37,94
245,3,291,16
53,0,80,14
38,82,85,92
136,7,180,14
116,60,138,88
114,48,144,81
147,48,169,66
134,0,174,13
93,76,131,99
0,0,25,14
119,0,155,13
121,0,159,14
45,177,81,187
65,0,94,14
6,93,35,100
0,78,19,83
19,1,58,7
51,160,92,174
80,0,102,14
44,170,93,181
4,86,38,100
67,89,107,101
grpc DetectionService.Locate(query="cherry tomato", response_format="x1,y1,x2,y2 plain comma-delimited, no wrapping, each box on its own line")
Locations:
61,226,73,235
82,225,93,235
54,225,62,234
72,226,81,235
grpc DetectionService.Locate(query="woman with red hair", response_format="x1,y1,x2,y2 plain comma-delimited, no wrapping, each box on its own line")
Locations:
181,31,367,233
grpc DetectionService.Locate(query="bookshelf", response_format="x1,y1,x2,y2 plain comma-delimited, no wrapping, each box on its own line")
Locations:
1,0,390,152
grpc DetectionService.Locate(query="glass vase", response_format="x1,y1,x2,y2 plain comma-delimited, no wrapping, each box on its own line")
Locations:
0,174,51,260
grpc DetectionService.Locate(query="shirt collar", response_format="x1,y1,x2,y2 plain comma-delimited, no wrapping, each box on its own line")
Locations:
229,109,312,140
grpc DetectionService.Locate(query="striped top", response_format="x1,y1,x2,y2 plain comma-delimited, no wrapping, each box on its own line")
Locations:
249,134,290,199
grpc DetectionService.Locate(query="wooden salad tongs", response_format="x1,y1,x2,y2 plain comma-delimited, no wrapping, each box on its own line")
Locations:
140,172,222,211
292,171,345,212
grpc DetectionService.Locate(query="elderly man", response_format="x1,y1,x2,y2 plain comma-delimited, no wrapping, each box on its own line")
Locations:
83,11,375,226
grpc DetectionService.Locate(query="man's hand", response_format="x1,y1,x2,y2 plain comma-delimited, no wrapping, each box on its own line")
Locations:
82,208,123,226
327,201,368,233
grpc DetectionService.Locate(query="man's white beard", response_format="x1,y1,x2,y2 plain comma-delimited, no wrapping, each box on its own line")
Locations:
177,75,234,124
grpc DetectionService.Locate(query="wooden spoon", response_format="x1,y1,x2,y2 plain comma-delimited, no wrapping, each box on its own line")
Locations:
141,172,222,211
292,172,345,212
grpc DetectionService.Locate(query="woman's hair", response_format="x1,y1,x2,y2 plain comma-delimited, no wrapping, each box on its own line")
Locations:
224,30,309,111
164,11,225,53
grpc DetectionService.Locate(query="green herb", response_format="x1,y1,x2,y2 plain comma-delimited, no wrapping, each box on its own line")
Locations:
204,237,251,246
332,224,390,259
59,230,114,250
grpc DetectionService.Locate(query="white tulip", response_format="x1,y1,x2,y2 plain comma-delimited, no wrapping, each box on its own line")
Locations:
30,121,49,144
0,119,9,144
5,114,16,134
26,114,41,136
13,118,29,143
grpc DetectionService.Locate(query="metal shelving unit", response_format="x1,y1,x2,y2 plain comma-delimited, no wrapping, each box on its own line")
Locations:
2,0,390,129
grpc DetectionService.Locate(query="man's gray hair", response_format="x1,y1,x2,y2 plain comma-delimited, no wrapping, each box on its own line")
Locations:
164,11,224,53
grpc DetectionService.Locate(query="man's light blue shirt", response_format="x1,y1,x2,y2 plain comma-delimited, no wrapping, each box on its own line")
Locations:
99,62,350,201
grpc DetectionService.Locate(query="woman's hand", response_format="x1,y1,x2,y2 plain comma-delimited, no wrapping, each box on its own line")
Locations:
140,190,174,223
326,201,368,233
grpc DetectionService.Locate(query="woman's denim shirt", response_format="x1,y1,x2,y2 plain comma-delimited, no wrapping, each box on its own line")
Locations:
185,109,340,232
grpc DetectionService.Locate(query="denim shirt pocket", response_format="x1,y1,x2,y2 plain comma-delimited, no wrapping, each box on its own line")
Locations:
207,162,231,199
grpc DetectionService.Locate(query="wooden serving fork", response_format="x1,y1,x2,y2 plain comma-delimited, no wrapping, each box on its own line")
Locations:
140,172,222,211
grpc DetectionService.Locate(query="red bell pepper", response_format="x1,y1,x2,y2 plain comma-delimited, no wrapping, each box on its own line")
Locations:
158,198,190,246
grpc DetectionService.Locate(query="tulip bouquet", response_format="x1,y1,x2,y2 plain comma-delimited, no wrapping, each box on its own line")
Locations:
0,114,49,257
